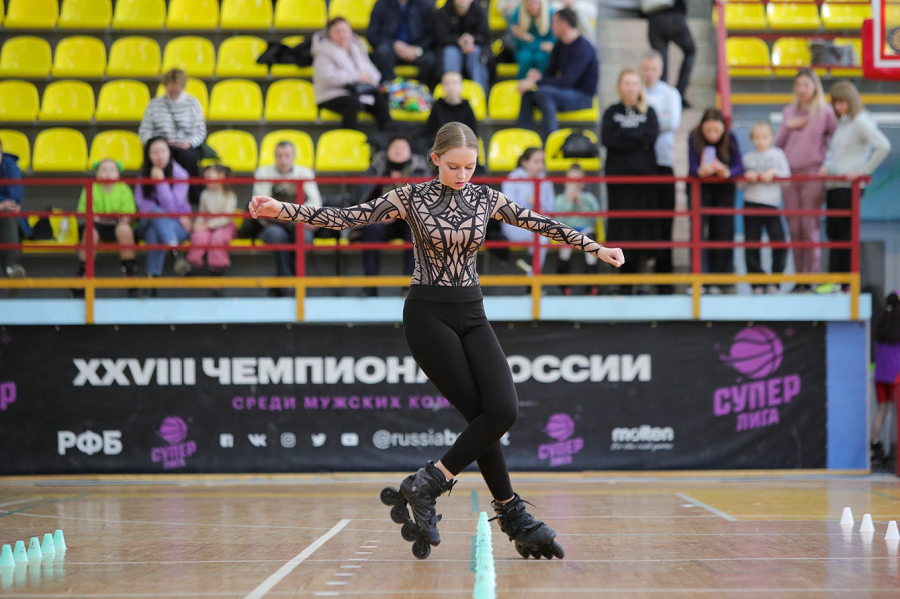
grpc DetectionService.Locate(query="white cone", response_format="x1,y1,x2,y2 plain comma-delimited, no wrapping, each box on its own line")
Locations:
886,521,900,540
860,513,875,533
840,507,854,526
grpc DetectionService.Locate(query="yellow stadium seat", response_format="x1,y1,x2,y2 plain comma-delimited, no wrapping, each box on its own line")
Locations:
0,1,4,25
96,80,150,121
396,65,419,78
492,39,518,78
545,129,601,172
831,37,863,76
0,131,31,170
329,0,376,29
559,98,600,123
51,36,107,78
271,37,313,77
726,37,772,76
0,81,39,122
156,78,209,116
32,128,89,172
89,130,143,170
4,0,59,28
319,108,374,122
715,2,768,30
221,0,273,29
59,0,112,29
434,80,487,120
166,0,219,30
821,3,870,30
488,80,522,120
489,0,507,31
488,128,543,172
766,3,822,30
162,36,216,78
205,131,259,172
275,0,326,29
113,0,166,29
108,37,161,78
39,81,95,122
478,136,485,167
772,37,811,76
259,130,315,169
315,130,370,172
208,80,263,121
264,79,318,122
216,36,268,77
0,37,52,78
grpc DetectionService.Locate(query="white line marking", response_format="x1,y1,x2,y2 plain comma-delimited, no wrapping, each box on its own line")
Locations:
359,546,377,548
242,519,350,599
0,496,43,508
354,552,372,554
675,493,738,522
313,593,340,597
334,573,355,576
364,540,381,542
325,582,348,585
340,565,362,568
347,558,367,561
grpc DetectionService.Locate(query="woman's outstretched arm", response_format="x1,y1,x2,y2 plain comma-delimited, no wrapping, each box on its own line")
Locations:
249,187,406,230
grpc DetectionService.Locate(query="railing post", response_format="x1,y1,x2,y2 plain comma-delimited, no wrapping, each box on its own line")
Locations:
850,177,862,321
84,182,95,324
294,181,307,322
690,177,702,319
531,177,542,320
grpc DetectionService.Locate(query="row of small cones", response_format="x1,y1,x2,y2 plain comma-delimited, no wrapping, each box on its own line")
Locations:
0,531,66,567
840,507,900,539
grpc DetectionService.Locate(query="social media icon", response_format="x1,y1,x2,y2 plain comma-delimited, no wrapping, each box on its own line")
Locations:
280,432,296,448
311,433,326,447
248,434,267,447
341,432,359,447
220,433,234,448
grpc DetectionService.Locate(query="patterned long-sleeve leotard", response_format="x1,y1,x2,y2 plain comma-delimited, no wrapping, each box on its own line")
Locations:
276,180,604,286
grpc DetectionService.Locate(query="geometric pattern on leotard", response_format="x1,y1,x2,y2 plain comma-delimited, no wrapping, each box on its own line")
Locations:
276,179,603,287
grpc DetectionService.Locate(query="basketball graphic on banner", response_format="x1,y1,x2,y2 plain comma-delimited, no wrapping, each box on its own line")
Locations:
720,326,784,379
158,416,188,445
543,413,575,441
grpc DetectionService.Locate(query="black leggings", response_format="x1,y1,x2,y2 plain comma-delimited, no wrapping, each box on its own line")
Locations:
402,291,517,501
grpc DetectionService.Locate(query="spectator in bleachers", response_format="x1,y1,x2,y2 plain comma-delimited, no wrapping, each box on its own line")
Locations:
435,0,490,92
367,0,439,90
516,8,597,139
313,16,392,131
501,147,555,273
187,165,238,284
741,122,791,295
139,68,207,206
602,69,659,295
508,0,556,78
554,164,601,295
356,134,428,296
251,141,324,297
821,80,890,286
418,71,479,153
75,159,138,295
0,139,26,280
135,138,192,293
640,49,681,294
688,108,744,294
775,69,837,290
644,0,695,107
871,292,900,464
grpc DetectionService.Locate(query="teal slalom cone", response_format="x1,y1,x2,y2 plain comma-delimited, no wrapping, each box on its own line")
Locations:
53,530,66,551
26,537,41,560
0,545,14,567
40,534,55,555
12,541,27,564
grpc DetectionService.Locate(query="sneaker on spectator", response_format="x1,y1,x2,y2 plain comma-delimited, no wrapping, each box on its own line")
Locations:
707,285,722,295
766,284,780,294
814,282,837,294
636,284,652,295
515,258,534,275
753,286,765,295
172,251,191,276
6,264,25,278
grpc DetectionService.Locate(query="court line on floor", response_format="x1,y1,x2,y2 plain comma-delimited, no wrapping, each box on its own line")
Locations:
674,493,738,522
242,519,350,599
0,493,90,520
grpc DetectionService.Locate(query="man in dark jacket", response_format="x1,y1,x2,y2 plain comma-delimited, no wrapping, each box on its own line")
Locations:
644,0,695,107
367,0,439,89
0,140,26,279
435,0,490,92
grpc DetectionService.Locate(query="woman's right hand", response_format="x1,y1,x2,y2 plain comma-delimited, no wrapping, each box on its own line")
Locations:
249,196,283,219
786,116,808,130
150,166,165,180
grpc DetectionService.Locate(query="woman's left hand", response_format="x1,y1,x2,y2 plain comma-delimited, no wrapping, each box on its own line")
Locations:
597,247,624,268
180,216,192,232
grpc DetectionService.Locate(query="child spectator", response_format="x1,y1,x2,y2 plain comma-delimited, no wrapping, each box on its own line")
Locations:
501,147,556,273
872,292,900,465
418,71,478,153
553,164,601,295
187,165,237,281
741,122,791,294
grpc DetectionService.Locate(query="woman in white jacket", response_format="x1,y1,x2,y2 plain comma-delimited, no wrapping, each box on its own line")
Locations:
500,147,556,272
313,17,392,130
822,80,891,281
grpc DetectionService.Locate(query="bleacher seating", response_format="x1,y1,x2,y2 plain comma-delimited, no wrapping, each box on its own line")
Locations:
0,130,32,170
726,37,773,77
264,80,318,122
328,0,376,30
166,0,219,30
545,129,601,172
259,130,315,169
51,36,106,77
39,80,95,122
488,128,542,173
112,0,166,30
89,130,143,170
216,36,268,77
205,130,258,171
162,36,216,77
58,0,112,29
315,130,370,173
95,80,151,121
208,79,263,121
0,81,40,122
0,37,52,78
107,37,162,78
274,0,326,29
32,128,89,172
4,0,59,28
771,37,813,76
220,0,272,29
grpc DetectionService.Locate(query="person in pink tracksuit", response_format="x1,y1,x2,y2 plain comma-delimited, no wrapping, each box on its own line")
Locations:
187,165,237,279
774,69,837,290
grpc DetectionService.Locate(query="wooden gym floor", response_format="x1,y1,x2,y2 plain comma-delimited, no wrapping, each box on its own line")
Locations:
0,472,899,597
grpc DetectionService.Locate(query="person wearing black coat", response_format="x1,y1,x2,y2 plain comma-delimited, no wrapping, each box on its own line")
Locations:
601,69,660,293
367,0,439,89
435,0,490,92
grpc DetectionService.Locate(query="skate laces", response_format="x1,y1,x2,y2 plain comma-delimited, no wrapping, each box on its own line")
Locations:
489,496,544,536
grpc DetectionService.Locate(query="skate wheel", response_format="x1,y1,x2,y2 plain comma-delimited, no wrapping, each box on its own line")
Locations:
515,543,530,559
539,545,554,560
380,486,399,506
412,538,431,559
549,541,565,559
401,522,418,542
390,504,407,525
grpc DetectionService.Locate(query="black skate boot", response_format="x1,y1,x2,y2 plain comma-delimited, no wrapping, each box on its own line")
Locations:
490,494,565,560
380,461,456,559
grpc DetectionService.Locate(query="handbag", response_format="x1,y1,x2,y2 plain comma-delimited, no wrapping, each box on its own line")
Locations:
558,130,599,159
346,83,380,96
641,0,676,14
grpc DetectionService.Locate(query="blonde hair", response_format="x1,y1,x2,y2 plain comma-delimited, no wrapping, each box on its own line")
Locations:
750,121,774,138
830,79,864,119
518,0,550,38
429,122,479,169
161,68,188,87
793,68,827,117
617,69,648,114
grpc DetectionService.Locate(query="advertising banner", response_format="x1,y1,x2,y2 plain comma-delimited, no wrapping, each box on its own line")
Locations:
0,321,827,474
